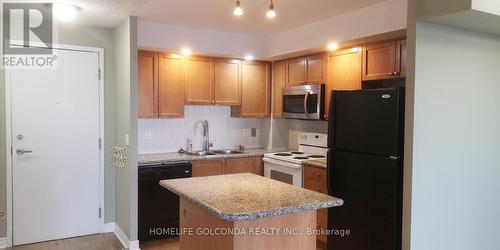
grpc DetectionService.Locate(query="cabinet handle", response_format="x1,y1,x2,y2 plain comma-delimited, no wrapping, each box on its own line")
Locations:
316,172,320,177
316,187,321,192
183,208,187,218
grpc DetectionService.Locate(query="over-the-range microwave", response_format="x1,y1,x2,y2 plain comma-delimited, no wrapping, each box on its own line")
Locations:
282,84,325,120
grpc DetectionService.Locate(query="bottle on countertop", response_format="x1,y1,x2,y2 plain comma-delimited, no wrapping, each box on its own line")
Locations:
187,138,193,153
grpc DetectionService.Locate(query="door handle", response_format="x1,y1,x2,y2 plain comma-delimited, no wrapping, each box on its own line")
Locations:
16,149,33,155
303,92,309,116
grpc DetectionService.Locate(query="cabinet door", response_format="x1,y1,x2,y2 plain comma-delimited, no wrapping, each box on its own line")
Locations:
158,53,185,118
238,61,270,117
362,41,396,81
185,56,213,105
286,57,306,86
396,39,406,78
325,48,362,119
214,59,241,105
254,157,264,176
272,60,287,118
192,160,222,177
223,157,255,175
305,53,326,84
138,51,158,118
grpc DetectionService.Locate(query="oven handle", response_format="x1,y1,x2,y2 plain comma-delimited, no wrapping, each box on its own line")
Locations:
303,92,309,115
263,158,303,169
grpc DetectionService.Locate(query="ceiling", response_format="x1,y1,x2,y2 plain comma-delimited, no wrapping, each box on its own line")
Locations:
58,0,387,33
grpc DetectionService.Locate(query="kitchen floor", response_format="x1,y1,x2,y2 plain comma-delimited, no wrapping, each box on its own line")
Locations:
3,234,325,250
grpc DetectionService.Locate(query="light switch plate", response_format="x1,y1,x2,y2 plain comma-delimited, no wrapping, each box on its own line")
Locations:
251,128,257,137
124,134,129,146
243,129,250,137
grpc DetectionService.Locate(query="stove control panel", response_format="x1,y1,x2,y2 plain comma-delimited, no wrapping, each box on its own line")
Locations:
297,133,327,147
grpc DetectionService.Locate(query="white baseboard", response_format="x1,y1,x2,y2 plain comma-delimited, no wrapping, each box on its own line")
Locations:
103,222,116,233
114,224,140,250
0,237,6,249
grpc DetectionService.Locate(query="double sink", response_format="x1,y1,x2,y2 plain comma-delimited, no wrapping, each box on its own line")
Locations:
184,150,244,156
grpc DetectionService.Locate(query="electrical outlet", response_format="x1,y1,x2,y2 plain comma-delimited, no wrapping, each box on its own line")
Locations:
0,212,5,221
251,128,257,137
243,129,250,137
124,134,130,146
144,130,152,140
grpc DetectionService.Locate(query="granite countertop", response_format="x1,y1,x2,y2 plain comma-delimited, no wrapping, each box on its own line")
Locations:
160,173,343,221
303,158,327,168
138,148,286,165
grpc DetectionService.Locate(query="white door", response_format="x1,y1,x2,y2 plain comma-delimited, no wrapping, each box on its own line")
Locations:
9,48,102,245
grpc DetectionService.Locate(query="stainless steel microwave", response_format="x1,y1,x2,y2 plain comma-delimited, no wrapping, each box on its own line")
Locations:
282,84,325,120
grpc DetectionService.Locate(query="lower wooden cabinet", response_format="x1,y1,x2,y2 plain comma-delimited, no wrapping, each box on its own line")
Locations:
192,156,263,177
303,164,328,245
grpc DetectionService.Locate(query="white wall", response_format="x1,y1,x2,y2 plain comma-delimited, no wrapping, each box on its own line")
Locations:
267,0,407,57
138,106,263,153
409,22,500,250
137,20,268,59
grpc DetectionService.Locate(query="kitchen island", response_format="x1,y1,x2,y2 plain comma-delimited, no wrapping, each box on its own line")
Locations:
160,173,343,250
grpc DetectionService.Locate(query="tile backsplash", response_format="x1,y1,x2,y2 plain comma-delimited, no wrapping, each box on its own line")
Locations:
138,105,263,154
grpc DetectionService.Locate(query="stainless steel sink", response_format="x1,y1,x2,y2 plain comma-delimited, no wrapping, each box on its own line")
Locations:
211,150,244,155
184,151,217,156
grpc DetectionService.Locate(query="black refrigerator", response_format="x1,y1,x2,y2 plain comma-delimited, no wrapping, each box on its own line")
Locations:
327,88,405,250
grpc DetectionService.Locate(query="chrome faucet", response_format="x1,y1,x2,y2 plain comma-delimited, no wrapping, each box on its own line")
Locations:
201,120,213,152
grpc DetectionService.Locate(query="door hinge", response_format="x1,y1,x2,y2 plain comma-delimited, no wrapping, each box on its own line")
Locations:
10,147,13,156
99,207,102,218
98,68,102,80
98,138,102,150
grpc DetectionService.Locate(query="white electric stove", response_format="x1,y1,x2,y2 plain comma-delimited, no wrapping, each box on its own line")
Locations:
263,132,328,187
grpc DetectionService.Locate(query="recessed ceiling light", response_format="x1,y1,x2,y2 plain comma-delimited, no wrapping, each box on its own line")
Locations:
327,43,339,51
267,0,276,18
233,0,244,16
244,55,254,61
180,48,192,56
53,3,79,22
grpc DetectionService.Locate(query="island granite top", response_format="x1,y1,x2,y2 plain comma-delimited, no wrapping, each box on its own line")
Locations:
160,173,343,221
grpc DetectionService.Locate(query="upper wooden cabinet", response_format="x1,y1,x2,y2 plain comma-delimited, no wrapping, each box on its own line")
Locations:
362,39,406,81
158,53,185,118
286,53,326,86
272,60,287,118
286,57,306,86
138,51,158,118
213,59,241,105
305,53,327,84
184,56,213,105
138,51,184,118
325,47,362,119
396,40,406,78
231,61,270,118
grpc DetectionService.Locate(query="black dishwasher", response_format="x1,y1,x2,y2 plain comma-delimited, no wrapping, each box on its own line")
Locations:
138,161,192,242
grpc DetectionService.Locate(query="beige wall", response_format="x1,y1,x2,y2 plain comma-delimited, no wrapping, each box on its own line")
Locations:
114,16,138,241
406,21,500,250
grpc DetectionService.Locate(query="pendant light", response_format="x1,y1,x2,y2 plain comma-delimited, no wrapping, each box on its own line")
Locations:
266,0,276,18
233,0,244,16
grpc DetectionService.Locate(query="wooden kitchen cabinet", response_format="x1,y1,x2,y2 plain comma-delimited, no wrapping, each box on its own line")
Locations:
362,39,406,81
396,39,407,78
231,61,270,118
213,58,241,105
303,164,328,245
305,53,327,84
272,60,287,118
192,157,263,177
286,53,326,86
158,53,185,118
286,57,306,86
192,160,222,177
325,47,362,119
138,51,158,118
223,157,256,175
184,56,213,105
